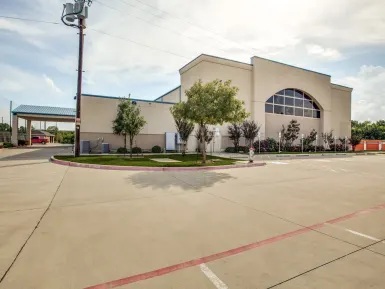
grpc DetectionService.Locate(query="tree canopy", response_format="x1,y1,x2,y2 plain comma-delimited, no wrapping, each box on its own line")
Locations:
172,79,249,162
113,98,146,157
352,120,385,140
173,80,249,126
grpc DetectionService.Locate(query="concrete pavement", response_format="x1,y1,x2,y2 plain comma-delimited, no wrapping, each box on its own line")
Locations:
0,148,384,288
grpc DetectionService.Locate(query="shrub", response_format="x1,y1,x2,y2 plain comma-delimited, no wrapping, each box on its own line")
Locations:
224,146,249,153
132,147,142,154
237,146,249,153
225,147,236,153
254,138,279,152
151,145,162,153
117,147,128,154
18,140,27,146
3,142,13,148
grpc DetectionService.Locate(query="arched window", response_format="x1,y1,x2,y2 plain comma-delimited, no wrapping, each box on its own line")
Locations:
265,89,321,119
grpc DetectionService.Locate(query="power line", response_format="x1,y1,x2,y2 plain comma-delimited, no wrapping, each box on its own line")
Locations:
95,0,230,55
0,15,60,25
0,14,194,60
89,28,192,60
113,0,221,44
126,0,262,56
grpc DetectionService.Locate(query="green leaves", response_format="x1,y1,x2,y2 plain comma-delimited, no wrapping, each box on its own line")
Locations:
112,98,147,154
179,79,249,126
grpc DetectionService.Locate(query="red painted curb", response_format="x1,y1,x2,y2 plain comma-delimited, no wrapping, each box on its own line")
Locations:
50,157,266,171
84,202,385,289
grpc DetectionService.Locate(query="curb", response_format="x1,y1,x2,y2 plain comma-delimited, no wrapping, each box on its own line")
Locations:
50,156,266,171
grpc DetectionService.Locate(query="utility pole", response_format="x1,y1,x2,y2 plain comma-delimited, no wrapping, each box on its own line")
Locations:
61,0,91,157
9,101,12,133
75,18,84,157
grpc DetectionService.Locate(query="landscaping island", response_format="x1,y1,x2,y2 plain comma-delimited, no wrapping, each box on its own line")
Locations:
54,154,238,167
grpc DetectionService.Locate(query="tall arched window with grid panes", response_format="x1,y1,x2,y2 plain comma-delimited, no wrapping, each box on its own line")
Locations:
265,89,321,119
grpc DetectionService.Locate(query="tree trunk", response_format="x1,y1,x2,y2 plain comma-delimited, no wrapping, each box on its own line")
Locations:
201,139,206,164
129,137,133,158
124,134,127,156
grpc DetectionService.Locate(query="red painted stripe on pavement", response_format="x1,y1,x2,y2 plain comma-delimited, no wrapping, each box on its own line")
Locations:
84,202,385,289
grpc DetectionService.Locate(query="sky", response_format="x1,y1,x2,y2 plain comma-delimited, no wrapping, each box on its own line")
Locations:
0,0,385,130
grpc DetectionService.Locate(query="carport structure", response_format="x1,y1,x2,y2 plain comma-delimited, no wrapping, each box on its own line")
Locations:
11,105,75,145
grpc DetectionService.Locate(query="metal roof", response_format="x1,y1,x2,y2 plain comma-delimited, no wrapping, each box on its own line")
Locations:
12,105,76,117
31,130,55,136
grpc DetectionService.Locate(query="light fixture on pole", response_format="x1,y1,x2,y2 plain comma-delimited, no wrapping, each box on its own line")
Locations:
301,133,304,153
344,136,347,152
315,134,318,153
212,127,220,155
278,131,281,153
334,136,337,152
258,132,261,154
61,0,92,157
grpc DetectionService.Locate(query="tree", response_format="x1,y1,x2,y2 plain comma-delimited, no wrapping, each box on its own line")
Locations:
349,134,361,151
351,120,385,140
47,126,58,135
280,119,300,149
228,123,242,152
172,79,249,163
303,129,317,150
0,123,10,132
18,126,26,133
321,130,334,150
195,125,214,154
112,98,146,158
170,106,194,156
242,120,261,148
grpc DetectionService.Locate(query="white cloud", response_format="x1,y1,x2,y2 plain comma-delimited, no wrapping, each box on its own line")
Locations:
306,44,342,61
43,74,63,93
0,19,45,36
1,0,385,120
335,65,385,121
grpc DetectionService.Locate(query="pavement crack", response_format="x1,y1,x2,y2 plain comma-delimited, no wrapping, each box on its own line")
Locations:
0,166,69,284
266,237,385,288
204,193,385,258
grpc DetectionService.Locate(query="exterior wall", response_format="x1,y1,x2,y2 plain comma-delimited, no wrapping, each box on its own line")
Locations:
80,95,176,151
79,55,352,152
331,85,352,138
156,87,180,103
180,55,253,151
265,114,321,143
251,56,333,137
180,55,253,113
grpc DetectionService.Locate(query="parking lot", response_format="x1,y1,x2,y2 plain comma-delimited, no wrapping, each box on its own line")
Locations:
1,148,385,289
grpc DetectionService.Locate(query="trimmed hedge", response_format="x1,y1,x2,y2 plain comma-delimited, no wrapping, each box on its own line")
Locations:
224,146,250,153
224,142,347,153
151,145,162,153
117,147,128,154
132,147,142,154
3,142,13,148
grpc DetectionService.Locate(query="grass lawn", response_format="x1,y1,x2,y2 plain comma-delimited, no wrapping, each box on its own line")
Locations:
55,154,237,167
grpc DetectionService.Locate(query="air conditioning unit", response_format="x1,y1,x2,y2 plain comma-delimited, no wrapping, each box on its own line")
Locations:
80,140,90,154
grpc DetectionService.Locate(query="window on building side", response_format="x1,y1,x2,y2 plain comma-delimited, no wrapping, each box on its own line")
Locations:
265,89,321,119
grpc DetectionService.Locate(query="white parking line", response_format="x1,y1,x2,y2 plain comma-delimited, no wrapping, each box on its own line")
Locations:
200,263,228,289
345,229,381,241
326,223,383,243
314,159,331,162
271,161,289,165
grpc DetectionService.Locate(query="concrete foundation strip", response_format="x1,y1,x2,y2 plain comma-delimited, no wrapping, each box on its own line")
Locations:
84,202,385,289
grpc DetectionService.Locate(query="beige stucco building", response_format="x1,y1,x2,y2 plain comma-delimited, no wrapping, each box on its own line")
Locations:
80,54,352,152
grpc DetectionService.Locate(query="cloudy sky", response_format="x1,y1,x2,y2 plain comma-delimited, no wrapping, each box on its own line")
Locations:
0,0,384,129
